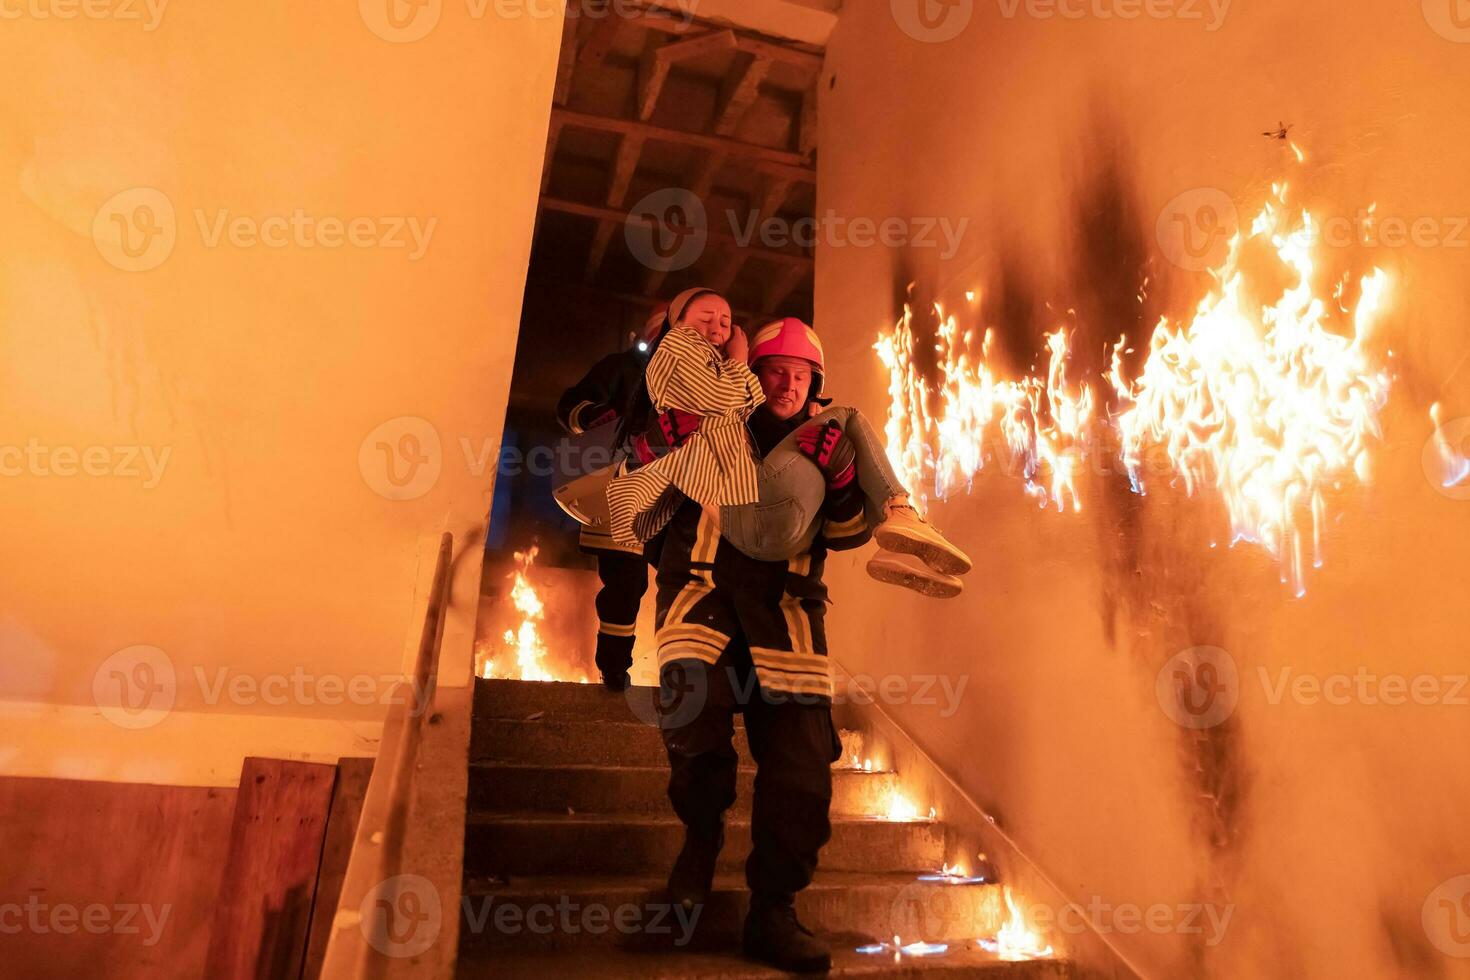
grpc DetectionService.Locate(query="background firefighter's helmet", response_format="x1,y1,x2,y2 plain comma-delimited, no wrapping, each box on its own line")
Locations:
642,301,671,344
748,317,826,399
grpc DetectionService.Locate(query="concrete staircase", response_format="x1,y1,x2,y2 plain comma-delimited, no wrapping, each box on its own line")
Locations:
457,678,1073,978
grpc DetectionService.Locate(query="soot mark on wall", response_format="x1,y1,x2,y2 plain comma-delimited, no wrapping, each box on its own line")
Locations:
1068,113,1252,966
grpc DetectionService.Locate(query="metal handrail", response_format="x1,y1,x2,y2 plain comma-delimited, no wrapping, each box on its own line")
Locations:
319,532,454,980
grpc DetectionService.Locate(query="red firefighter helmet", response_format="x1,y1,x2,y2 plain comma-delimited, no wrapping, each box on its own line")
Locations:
748,317,826,398
642,301,671,344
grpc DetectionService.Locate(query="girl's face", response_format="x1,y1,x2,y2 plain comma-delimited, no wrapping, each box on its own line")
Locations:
679,294,733,349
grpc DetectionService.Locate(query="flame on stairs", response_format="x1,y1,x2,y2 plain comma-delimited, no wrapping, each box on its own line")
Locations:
458,678,1072,978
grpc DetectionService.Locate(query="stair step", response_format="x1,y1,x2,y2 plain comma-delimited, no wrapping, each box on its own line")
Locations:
468,763,899,818
471,717,749,768
476,677,665,724
464,813,945,877
458,943,1072,978
458,871,1006,951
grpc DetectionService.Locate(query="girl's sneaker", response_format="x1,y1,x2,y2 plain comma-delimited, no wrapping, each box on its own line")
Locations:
874,497,972,576
866,549,963,599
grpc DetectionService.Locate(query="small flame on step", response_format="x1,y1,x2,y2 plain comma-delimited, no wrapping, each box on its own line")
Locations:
834,729,883,772
978,888,1054,961
855,937,950,959
918,861,989,885
880,786,935,822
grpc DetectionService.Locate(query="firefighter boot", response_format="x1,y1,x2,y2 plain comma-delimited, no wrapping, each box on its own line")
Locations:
665,825,724,913
742,894,832,974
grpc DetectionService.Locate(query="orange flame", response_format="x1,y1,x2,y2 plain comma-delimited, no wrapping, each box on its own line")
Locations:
879,785,935,823
1111,185,1392,596
982,888,1054,961
875,180,1394,595
1429,403,1470,489
876,310,1095,515
478,547,589,683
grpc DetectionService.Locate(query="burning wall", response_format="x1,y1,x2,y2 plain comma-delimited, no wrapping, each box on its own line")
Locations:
819,3,1470,977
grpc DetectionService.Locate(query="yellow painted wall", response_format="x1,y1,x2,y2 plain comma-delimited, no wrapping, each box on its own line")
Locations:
0,2,564,784
819,2,1470,976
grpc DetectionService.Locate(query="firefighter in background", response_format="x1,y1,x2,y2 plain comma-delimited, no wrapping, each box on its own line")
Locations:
644,317,872,973
554,304,665,691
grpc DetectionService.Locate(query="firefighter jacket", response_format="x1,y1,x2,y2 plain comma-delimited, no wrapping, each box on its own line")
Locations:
651,407,873,701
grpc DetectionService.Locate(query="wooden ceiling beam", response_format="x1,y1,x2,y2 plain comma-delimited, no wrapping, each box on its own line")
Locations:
755,174,792,221
554,18,579,105
644,149,727,298
713,54,772,137
541,118,565,195
709,246,747,295
618,5,824,71
636,38,672,120
577,14,622,67
527,278,772,330
584,132,648,282
763,262,810,313
551,107,814,183
650,27,739,63
799,80,819,163
606,133,647,206
543,195,812,268
584,222,617,283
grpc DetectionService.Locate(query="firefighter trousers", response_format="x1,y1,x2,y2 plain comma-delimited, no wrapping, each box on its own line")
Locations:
593,550,648,677
658,636,842,900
